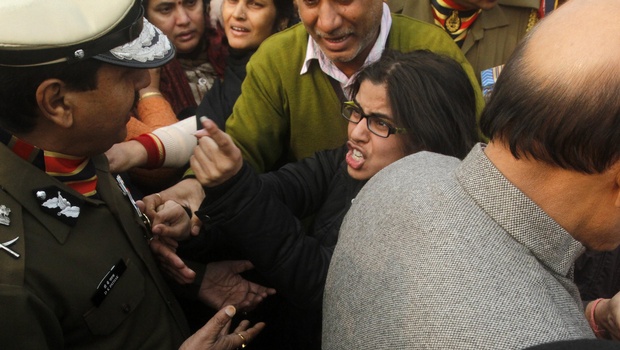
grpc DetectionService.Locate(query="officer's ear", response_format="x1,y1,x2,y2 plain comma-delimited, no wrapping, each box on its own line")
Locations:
614,162,620,208
35,79,74,129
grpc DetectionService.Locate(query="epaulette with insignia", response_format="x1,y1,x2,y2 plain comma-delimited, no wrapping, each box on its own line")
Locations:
33,186,84,227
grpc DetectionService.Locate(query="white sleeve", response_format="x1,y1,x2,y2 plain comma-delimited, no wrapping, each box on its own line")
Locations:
151,117,198,168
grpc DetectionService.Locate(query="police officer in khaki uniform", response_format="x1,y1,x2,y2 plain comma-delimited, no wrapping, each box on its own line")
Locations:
0,0,266,348
389,0,540,85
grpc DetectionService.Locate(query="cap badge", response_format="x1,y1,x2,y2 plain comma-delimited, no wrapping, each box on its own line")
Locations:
108,18,172,64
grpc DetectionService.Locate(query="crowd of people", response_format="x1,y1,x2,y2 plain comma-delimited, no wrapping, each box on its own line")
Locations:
1,0,620,349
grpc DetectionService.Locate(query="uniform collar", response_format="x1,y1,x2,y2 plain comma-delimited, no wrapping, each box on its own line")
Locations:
460,4,508,54
461,2,539,53
0,144,103,244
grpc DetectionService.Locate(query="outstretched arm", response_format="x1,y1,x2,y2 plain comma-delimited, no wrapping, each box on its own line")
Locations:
105,140,149,173
143,198,276,311
198,260,276,311
107,116,200,173
194,148,345,310
150,237,276,311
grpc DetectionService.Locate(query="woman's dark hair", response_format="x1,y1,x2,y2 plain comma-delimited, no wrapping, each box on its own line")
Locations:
0,60,103,134
350,49,478,160
272,0,297,31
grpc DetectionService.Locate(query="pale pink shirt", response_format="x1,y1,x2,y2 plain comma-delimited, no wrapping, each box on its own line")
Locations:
300,2,392,99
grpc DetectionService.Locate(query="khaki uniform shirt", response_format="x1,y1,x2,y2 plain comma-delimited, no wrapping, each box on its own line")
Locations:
388,0,539,83
0,145,189,349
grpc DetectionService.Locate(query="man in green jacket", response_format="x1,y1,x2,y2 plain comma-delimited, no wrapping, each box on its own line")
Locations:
226,1,484,174
150,0,484,219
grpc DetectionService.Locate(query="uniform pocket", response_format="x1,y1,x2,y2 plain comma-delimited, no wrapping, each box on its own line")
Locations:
83,258,145,335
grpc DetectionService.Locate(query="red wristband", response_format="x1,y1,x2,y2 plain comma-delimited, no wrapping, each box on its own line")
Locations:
132,133,165,169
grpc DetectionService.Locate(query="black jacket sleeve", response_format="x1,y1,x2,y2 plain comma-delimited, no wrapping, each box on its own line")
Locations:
195,147,346,309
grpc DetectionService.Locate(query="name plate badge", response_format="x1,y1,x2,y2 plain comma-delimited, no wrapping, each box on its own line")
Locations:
91,259,127,307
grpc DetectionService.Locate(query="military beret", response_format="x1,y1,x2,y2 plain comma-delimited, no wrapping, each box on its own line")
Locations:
0,0,175,68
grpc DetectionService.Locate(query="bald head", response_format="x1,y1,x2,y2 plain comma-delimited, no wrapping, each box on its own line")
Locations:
526,0,620,90
480,0,620,174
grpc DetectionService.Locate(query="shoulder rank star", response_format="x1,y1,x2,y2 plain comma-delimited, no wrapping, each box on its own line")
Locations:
0,205,10,226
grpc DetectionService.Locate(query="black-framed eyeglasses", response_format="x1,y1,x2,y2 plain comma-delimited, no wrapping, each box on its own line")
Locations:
341,101,407,138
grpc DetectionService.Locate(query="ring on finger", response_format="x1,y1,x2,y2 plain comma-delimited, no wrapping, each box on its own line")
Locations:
236,333,247,348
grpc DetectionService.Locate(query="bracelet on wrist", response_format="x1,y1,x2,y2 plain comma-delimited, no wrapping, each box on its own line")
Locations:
588,298,609,338
139,91,162,100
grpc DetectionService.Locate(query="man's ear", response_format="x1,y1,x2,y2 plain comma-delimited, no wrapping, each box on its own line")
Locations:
614,162,620,208
35,79,74,129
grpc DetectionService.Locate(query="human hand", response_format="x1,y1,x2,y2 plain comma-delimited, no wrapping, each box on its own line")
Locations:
199,260,276,312
138,199,193,241
142,178,205,236
138,198,193,284
589,295,620,340
190,117,243,187
140,67,162,92
105,140,148,173
149,235,196,284
179,305,265,350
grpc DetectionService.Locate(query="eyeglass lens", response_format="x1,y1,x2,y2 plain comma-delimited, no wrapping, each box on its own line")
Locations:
343,104,393,137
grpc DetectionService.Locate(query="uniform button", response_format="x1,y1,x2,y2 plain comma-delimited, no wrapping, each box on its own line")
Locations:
121,303,131,313
198,77,208,86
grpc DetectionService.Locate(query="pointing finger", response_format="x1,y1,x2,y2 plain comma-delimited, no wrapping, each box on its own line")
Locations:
199,117,236,153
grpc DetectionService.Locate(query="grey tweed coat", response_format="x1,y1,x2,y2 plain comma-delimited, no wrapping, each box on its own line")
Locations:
323,144,594,349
